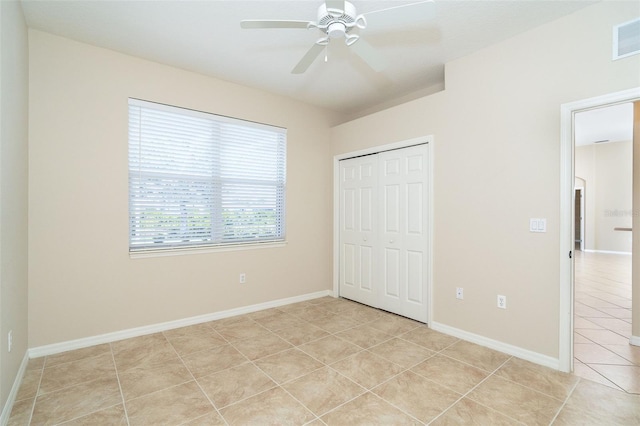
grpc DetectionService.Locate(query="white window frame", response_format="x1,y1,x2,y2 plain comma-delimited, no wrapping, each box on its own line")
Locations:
128,99,287,257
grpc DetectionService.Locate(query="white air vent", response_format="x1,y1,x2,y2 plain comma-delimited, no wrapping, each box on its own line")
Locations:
613,18,640,60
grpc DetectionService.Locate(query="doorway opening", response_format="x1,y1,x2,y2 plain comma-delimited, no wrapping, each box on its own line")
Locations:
574,187,584,252
559,87,640,376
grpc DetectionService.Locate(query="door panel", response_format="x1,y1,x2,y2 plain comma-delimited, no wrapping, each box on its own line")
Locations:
339,156,377,306
339,143,429,323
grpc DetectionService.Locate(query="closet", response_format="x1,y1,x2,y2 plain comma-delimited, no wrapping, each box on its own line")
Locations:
338,143,429,322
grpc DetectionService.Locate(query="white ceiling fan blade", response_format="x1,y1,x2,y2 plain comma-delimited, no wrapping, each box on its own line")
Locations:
363,0,435,30
240,20,312,29
292,44,325,74
350,39,386,72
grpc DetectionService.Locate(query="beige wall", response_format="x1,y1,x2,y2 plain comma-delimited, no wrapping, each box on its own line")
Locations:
28,30,336,347
0,0,29,412
332,1,640,358
576,141,633,253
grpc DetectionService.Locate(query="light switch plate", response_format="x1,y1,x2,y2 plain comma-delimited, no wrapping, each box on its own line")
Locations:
530,218,547,233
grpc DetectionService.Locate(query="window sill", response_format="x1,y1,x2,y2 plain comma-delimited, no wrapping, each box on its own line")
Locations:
129,241,287,259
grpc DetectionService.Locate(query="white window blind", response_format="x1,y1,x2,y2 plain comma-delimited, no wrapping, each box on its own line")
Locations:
128,99,286,252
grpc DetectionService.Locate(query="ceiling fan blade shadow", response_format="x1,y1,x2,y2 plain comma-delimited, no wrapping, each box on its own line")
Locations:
363,0,435,30
350,38,386,73
292,43,325,74
241,20,312,29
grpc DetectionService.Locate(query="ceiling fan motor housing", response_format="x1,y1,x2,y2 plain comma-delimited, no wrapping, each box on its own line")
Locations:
318,1,357,38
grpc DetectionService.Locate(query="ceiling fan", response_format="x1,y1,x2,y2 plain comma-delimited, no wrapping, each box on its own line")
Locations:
240,0,435,74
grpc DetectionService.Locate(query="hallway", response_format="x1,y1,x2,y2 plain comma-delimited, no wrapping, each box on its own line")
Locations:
573,251,639,393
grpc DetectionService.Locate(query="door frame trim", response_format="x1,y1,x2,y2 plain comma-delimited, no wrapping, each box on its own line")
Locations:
559,87,640,372
333,135,434,324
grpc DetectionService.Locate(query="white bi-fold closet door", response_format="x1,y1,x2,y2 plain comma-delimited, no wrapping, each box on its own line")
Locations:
339,143,429,323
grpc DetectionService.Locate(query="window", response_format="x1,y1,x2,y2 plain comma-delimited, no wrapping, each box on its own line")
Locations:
128,99,286,253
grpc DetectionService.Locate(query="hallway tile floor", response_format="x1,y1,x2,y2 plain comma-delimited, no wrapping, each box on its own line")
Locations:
8,295,640,425
573,250,640,394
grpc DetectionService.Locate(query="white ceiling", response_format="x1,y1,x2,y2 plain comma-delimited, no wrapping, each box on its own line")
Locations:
575,103,635,146
20,0,600,121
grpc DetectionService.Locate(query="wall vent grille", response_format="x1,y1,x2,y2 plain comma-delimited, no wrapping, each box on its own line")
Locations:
613,18,640,60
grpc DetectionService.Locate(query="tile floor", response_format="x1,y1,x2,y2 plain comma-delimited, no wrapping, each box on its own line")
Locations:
573,250,640,394
8,296,640,425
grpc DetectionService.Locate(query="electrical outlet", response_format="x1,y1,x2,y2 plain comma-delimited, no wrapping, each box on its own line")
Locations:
239,273,246,284
456,287,464,300
497,295,507,309
8,330,12,353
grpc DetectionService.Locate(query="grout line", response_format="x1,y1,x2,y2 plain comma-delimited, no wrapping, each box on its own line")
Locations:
109,343,131,426
25,359,46,426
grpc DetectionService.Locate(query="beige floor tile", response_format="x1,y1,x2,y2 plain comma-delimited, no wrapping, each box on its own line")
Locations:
400,327,459,352
603,343,640,365
126,381,214,426
321,392,419,425
118,357,193,400
39,352,116,395
298,335,361,364
589,364,640,393
574,302,610,318
110,333,168,354
411,354,488,394
586,317,632,336
598,307,632,319
231,331,292,360
320,298,360,313
283,366,365,416
331,351,404,389
7,397,34,426
197,362,276,408
574,343,632,365
373,371,461,423
247,308,285,320
441,340,511,372
30,376,121,425
312,313,361,333
166,331,227,356
44,344,111,368
214,320,270,342
112,342,178,372
335,325,393,349
15,368,42,401
254,348,324,384
274,322,329,346
252,311,302,332
163,323,215,339
467,376,563,425
495,357,579,400
574,317,604,329
572,361,623,391
27,357,45,371
60,404,127,425
553,403,622,425
368,337,434,368
276,301,314,314
207,315,252,330
181,411,227,425
576,329,630,345
339,305,385,323
219,387,315,425
368,314,421,335
561,379,640,424
430,398,519,426
182,344,247,378
573,333,591,344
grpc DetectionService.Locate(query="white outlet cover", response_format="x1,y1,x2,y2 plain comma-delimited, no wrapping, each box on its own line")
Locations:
497,295,507,309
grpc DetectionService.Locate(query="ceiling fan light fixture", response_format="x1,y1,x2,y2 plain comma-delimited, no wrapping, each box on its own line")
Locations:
345,34,359,46
327,22,346,38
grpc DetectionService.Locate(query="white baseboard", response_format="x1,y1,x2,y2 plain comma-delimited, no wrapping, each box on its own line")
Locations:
0,352,30,426
583,249,632,256
29,290,333,359
630,336,640,347
430,321,560,371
